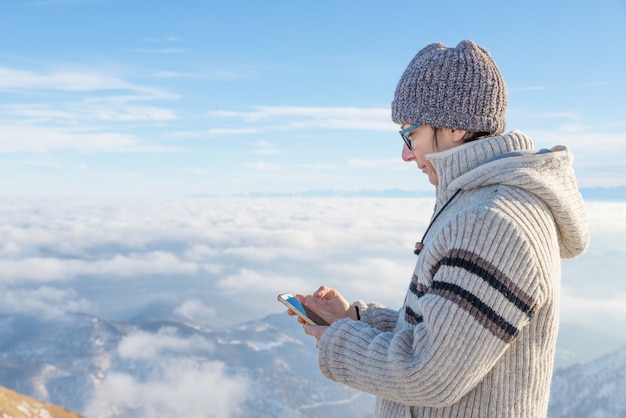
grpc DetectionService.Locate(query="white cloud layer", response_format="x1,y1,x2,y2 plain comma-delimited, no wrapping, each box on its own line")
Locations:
0,286,89,319
0,197,624,335
0,252,205,284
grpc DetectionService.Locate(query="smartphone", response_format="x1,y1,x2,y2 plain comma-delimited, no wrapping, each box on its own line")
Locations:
277,293,329,326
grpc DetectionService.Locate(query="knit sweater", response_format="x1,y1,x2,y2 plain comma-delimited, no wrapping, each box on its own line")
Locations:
317,131,590,417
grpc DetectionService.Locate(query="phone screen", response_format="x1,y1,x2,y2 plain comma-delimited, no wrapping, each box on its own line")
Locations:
284,294,307,316
277,293,329,326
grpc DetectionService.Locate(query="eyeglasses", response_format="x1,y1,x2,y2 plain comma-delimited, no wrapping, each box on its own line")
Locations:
399,124,421,150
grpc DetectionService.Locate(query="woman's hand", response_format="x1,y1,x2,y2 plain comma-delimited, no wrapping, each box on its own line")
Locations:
297,285,351,325
285,286,352,348
303,324,328,348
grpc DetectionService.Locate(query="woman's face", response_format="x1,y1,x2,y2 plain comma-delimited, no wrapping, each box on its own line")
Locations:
401,125,465,186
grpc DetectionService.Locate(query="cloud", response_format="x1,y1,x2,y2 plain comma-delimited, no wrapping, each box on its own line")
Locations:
4,102,177,123
207,127,258,136
560,289,626,336
0,125,132,152
250,140,283,155
217,268,312,297
0,252,203,284
85,359,249,418
0,124,180,153
558,201,626,335
0,65,181,154
157,69,251,82
321,257,411,305
125,36,186,54
117,326,214,359
526,128,626,188
0,66,178,116
0,197,619,418
173,299,218,323
121,48,185,54
1,197,624,339
511,86,548,91
208,106,395,132
0,286,89,318
144,36,181,43
84,324,249,417
0,66,138,93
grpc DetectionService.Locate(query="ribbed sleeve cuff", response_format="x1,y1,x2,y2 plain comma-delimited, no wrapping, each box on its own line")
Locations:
353,300,399,332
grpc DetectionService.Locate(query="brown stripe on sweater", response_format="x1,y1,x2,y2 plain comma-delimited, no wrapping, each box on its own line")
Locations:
430,281,519,343
409,274,428,298
404,305,423,325
431,248,536,318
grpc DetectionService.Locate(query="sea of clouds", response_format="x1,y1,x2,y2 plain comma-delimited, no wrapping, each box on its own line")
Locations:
0,198,425,325
1,197,624,416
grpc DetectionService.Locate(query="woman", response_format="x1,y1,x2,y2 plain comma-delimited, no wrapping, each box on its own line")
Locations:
291,40,589,417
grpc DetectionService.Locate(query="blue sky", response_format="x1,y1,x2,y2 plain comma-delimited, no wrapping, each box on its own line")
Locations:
1,0,625,197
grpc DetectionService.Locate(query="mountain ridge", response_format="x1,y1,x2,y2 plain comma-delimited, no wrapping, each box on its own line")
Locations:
191,185,626,200
549,345,626,417
0,310,624,417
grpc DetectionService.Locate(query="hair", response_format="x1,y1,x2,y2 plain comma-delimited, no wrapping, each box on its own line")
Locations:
432,128,491,150
464,132,492,142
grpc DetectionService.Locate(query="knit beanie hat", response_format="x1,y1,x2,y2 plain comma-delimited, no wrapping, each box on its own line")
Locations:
391,40,507,135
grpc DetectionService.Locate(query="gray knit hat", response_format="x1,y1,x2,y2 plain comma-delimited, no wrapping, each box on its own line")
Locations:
391,40,507,135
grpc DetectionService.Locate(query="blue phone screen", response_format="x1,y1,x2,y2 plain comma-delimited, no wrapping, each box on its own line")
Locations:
287,296,307,315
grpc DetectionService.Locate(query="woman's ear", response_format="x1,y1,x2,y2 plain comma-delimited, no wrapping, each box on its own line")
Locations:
450,129,469,144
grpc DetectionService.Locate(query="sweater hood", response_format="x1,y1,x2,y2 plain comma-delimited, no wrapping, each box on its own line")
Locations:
427,130,590,259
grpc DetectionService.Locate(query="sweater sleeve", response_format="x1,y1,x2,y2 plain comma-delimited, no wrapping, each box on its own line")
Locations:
352,300,399,332
317,203,554,407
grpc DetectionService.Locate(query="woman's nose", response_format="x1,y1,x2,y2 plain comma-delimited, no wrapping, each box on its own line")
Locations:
402,144,415,162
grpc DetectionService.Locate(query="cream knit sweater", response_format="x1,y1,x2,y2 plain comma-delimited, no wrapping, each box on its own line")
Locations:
318,131,590,417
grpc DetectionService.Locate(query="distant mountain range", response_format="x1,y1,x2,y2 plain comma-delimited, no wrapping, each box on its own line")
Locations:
0,311,623,417
211,186,626,201
549,345,626,417
231,188,435,198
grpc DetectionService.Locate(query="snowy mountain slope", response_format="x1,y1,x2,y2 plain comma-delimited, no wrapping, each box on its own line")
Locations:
0,312,374,418
0,313,127,412
549,345,626,418
1,309,624,418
